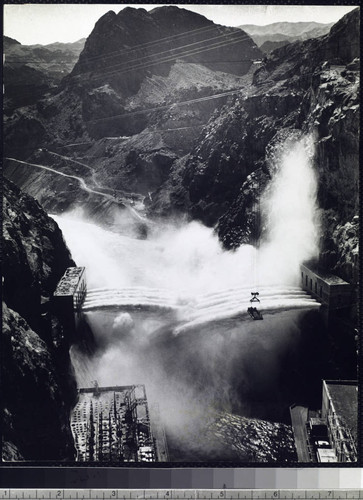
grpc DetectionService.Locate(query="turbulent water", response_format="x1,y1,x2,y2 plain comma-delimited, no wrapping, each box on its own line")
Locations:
52,133,323,461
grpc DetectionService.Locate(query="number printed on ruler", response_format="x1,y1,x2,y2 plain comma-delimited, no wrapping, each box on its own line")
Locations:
1,490,363,500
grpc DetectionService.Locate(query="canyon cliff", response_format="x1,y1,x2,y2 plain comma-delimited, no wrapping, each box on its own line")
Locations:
2,178,77,460
4,6,261,184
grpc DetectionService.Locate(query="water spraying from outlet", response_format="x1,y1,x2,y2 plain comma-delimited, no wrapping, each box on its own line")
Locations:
53,132,321,460
259,132,319,285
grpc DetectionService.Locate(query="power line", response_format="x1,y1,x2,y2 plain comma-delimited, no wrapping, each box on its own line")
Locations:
5,39,358,71
5,36,358,98
5,20,358,103
4,56,358,131
3,24,247,69
77,23,248,67
4,58,256,67
68,32,255,85
75,60,360,125
75,29,252,75
77,23,226,65
3,32,256,99
84,87,241,124
4,59,358,131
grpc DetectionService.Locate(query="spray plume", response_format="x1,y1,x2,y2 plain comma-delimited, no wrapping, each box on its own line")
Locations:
54,132,321,460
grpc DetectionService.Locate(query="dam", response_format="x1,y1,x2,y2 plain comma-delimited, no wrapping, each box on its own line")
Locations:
53,257,357,463
54,263,354,333
50,131,357,462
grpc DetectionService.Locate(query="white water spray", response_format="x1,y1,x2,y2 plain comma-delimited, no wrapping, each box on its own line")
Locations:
52,133,320,322
54,133,321,459
259,133,319,284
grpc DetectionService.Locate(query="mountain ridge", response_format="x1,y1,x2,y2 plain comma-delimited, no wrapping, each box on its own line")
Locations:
69,6,261,92
239,20,334,49
3,36,85,112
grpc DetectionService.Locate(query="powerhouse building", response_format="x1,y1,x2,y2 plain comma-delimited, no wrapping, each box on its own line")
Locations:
54,266,86,310
71,383,168,462
300,264,353,309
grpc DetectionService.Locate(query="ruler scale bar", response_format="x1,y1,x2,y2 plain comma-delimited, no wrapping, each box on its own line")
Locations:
0,490,362,500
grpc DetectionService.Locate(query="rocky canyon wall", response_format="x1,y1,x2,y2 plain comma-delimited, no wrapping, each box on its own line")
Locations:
2,179,78,460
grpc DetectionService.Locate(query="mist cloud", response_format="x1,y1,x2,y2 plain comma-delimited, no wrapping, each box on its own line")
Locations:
57,133,321,460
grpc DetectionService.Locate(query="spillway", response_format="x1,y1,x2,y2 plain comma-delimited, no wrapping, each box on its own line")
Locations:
81,284,320,335
83,287,182,311
51,133,324,461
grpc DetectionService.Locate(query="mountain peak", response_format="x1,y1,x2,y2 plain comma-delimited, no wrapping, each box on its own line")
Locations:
117,6,148,16
94,10,117,28
150,5,210,20
70,5,262,95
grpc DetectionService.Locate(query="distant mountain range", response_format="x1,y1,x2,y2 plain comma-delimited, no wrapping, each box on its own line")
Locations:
3,36,85,111
239,21,334,52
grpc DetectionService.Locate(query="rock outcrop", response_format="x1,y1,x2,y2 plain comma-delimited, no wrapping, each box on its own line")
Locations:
205,411,297,462
3,178,75,329
2,303,76,461
70,7,260,93
2,178,77,460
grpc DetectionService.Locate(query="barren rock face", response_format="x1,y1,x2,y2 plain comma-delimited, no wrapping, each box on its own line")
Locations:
2,179,77,461
3,178,74,328
71,7,260,92
2,303,76,461
150,8,359,283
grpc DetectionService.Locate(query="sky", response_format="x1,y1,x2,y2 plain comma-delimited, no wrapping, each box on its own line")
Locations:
3,3,358,46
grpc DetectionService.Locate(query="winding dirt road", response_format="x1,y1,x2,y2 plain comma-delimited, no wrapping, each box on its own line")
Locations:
5,156,149,224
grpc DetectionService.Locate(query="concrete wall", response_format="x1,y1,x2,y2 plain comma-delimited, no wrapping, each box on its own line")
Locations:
321,381,357,462
73,268,87,311
300,264,353,309
53,266,87,335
